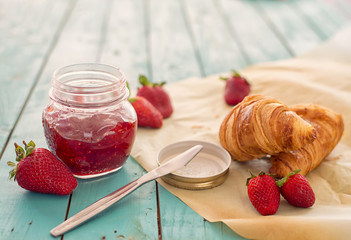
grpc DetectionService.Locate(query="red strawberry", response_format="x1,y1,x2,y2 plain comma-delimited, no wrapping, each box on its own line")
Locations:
221,70,250,105
247,171,280,215
129,96,163,128
136,75,173,118
277,169,315,208
7,141,77,195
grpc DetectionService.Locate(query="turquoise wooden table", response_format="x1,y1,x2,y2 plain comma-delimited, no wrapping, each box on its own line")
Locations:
0,0,350,239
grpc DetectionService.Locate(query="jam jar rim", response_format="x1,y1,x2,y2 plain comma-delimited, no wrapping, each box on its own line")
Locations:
50,63,129,108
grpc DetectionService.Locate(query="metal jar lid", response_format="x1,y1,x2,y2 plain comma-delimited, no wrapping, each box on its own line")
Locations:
157,140,231,190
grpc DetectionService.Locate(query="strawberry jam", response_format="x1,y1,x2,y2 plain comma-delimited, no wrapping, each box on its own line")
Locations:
43,116,136,177
42,63,137,178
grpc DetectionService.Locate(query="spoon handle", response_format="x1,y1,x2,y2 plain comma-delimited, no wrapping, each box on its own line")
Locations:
50,178,143,237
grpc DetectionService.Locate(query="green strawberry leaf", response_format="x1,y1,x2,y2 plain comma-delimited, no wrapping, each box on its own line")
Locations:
24,140,35,157
139,74,151,86
220,70,241,81
7,161,16,167
129,97,137,103
231,69,241,77
158,81,166,87
11,141,36,180
9,168,17,180
246,171,257,186
7,161,18,180
276,169,301,187
139,74,165,87
220,76,228,81
15,143,25,162
246,171,271,186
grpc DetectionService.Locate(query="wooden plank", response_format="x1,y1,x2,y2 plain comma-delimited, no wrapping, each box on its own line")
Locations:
0,0,73,154
217,0,292,63
179,0,248,76
158,185,247,240
64,157,158,240
255,0,324,56
148,0,202,83
322,0,351,18
99,0,149,90
254,0,350,57
289,0,349,40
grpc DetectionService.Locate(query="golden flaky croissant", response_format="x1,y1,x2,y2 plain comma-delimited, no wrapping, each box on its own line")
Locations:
219,95,317,161
270,104,344,177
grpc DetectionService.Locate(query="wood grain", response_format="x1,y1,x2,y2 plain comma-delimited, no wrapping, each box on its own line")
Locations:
148,0,202,83
219,0,292,63
158,185,247,240
99,0,150,90
180,0,248,76
0,0,73,154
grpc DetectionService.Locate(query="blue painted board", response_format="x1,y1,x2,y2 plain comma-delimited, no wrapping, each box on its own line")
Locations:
256,0,323,56
158,185,247,240
63,157,158,240
181,0,249,75
99,0,150,92
0,0,72,152
0,152,70,240
293,0,349,40
218,0,292,63
148,0,202,83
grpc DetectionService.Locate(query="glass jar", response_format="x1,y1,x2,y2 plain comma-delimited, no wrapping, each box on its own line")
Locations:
42,63,137,179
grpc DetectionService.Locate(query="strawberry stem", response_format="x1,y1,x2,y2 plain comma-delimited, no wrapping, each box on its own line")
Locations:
139,74,165,87
246,171,257,186
8,163,17,180
230,69,251,86
129,97,137,103
276,169,301,187
231,69,241,77
246,170,270,186
14,143,25,162
23,140,35,157
9,141,36,181
139,74,152,86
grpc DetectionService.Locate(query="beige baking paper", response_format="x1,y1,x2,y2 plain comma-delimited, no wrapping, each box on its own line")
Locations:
131,24,351,240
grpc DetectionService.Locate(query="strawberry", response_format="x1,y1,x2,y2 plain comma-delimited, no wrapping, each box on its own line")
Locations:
7,141,77,195
136,75,173,118
276,169,315,208
129,96,163,128
221,70,250,105
247,171,280,215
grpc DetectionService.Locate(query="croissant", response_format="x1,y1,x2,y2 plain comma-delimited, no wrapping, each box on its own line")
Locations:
270,104,344,177
219,95,317,161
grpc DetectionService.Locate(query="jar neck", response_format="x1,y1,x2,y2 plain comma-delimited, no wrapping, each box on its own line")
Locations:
50,63,129,108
